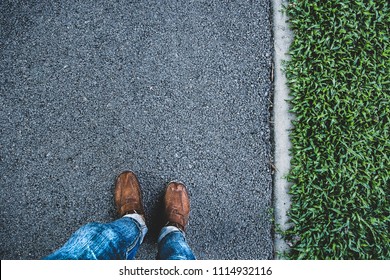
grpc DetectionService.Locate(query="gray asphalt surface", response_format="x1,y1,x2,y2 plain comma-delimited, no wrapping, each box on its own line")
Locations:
0,0,273,259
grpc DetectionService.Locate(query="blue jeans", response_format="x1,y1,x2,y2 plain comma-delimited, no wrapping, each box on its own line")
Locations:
44,214,195,260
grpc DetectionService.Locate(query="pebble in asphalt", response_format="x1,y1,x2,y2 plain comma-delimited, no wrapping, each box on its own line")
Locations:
0,0,273,259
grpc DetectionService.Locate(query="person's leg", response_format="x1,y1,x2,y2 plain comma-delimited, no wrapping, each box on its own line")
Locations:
44,171,147,260
44,214,147,260
157,226,195,260
157,181,196,260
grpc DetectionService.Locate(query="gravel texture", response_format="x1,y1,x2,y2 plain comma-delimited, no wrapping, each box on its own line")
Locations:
0,0,273,259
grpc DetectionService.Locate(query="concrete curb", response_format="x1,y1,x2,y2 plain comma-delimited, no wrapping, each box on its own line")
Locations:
271,0,294,258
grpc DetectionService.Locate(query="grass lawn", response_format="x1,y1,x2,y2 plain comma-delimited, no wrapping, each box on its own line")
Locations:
283,0,389,259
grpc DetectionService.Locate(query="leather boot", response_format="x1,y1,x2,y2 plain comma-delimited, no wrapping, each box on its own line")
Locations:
164,181,190,232
114,171,145,218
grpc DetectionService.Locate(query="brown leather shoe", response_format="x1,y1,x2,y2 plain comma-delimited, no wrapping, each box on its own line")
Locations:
164,181,190,232
114,171,145,218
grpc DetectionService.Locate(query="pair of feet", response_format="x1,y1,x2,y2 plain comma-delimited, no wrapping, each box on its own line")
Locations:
114,171,190,232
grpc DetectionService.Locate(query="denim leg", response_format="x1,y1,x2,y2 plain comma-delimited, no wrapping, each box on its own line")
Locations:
44,215,147,260
157,226,196,260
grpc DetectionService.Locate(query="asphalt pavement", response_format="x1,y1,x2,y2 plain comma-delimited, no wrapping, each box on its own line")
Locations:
0,0,273,259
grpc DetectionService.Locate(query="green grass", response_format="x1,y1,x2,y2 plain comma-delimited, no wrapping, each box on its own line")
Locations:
283,0,390,259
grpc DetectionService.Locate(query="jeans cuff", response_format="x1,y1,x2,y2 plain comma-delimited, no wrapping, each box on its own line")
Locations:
158,226,184,243
123,213,148,244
